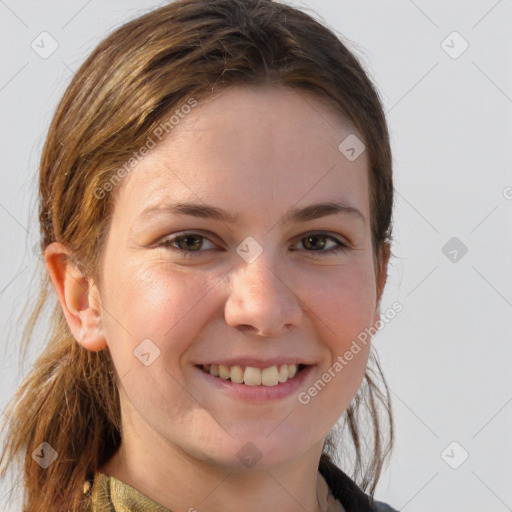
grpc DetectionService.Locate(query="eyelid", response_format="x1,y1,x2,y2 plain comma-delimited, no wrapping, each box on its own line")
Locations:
158,231,218,254
292,231,349,256
158,230,350,257
294,230,349,245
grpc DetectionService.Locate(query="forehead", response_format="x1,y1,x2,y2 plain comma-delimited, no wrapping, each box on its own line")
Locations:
113,85,370,226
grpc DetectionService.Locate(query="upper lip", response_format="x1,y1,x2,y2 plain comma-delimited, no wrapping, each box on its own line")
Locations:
195,358,313,368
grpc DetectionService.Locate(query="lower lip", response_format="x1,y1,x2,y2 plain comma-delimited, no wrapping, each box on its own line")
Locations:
194,365,314,402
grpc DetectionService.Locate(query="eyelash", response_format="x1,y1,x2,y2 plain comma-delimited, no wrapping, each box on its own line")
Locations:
158,231,349,259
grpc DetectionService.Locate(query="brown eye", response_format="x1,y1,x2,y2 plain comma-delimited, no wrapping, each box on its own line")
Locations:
302,234,329,251
172,234,203,251
159,232,216,258
296,233,348,256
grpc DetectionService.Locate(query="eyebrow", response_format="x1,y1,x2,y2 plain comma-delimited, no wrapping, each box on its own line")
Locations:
135,200,366,226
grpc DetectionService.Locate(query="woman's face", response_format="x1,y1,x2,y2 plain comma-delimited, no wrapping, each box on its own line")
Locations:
96,85,387,469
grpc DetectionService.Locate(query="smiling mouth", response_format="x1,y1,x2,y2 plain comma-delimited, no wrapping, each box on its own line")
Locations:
197,363,307,386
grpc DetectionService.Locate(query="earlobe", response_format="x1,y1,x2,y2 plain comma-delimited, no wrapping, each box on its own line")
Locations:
44,242,107,352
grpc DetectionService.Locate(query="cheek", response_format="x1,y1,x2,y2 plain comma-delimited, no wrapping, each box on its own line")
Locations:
296,264,375,426
100,259,219,370
302,259,377,349
99,262,220,424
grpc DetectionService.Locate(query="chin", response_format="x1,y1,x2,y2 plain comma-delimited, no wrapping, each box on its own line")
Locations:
192,433,311,472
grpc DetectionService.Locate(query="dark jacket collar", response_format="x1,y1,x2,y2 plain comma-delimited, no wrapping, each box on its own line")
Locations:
319,455,376,512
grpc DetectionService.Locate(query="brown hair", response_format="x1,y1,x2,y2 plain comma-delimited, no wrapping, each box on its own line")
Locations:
0,0,394,510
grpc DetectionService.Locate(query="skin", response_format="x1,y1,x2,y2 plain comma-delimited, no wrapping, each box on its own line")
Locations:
45,85,389,512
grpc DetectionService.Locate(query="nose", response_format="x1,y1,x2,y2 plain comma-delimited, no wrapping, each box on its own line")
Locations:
224,248,303,337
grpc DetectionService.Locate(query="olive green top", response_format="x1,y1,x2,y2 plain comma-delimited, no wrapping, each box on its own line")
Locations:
84,472,169,512
83,471,345,512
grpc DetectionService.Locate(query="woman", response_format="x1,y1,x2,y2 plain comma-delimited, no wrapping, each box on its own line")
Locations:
0,0,398,510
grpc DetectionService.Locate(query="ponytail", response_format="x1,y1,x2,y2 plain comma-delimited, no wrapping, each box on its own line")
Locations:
0,279,120,511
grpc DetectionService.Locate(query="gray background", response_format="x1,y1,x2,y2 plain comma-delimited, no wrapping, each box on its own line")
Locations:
1,0,511,510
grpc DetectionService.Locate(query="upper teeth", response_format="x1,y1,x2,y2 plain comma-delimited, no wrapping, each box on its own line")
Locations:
204,364,299,386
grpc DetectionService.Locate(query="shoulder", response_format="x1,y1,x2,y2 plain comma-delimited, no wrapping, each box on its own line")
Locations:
81,472,113,512
370,499,400,512
319,456,400,512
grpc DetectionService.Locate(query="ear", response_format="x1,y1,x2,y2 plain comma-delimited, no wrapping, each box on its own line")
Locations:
371,242,391,328
44,242,107,352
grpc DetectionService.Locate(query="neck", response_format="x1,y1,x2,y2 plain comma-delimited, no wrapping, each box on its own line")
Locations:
101,408,326,512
